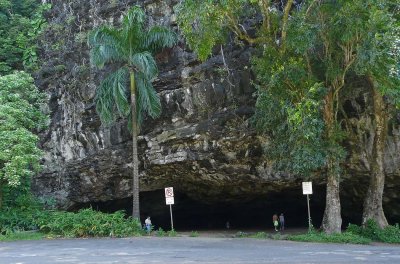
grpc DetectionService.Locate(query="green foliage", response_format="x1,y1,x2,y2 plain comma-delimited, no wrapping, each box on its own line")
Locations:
176,0,251,61
0,1,50,74
0,195,46,234
88,6,176,129
156,227,167,237
0,231,44,241
288,230,371,244
0,72,47,204
253,82,327,176
347,220,400,243
289,221,400,244
167,229,178,237
0,196,143,238
234,231,248,238
178,0,399,180
38,208,143,238
249,231,267,239
189,231,199,237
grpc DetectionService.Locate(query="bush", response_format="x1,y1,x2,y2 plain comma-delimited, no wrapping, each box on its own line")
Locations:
37,208,142,237
189,231,199,237
156,227,166,237
235,231,248,238
347,220,400,243
250,232,267,239
0,195,46,234
288,229,371,244
167,229,177,237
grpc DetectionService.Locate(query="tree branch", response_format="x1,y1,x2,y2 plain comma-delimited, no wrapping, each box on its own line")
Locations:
281,0,294,49
258,0,271,32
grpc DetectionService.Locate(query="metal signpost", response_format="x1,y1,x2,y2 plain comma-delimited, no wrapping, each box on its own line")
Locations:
165,187,174,230
302,182,313,231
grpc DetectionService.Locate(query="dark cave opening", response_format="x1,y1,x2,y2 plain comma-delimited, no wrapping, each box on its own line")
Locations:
72,184,369,231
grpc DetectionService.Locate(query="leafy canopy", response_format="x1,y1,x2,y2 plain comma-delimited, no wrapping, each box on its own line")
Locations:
0,71,47,189
176,0,400,176
0,0,50,75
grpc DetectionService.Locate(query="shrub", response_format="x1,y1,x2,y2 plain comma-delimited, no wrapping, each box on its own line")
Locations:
250,232,267,239
156,227,166,237
235,231,248,238
167,229,177,237
347,220,400,243
378,224,400,243
189,231,199,237
288,229,371,244
37,208,142,238
0,195,46,234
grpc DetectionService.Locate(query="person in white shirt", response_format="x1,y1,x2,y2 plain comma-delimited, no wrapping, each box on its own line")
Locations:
145,216,152,234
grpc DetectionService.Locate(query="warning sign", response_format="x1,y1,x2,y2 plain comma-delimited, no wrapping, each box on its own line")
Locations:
165,187,174,198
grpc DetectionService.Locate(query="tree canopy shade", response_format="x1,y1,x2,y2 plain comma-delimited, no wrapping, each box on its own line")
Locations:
0,71,48,208
88,6,176,219
176,0,400,233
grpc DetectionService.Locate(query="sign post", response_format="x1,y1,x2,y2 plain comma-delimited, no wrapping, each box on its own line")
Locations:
165,187,174,230
302,182,313,231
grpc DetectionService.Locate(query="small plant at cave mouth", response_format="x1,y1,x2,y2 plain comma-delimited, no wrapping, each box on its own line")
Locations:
235,231,249,238
156,228,167,237
250,232,267,239
190,231,199,237
167,229,178,237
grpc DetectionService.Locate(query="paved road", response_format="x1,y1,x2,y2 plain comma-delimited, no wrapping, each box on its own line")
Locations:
1,237,399,263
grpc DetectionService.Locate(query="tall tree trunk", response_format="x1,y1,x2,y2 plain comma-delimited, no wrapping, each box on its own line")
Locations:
321,90,342,234
362,77,388,228
130,71,140,220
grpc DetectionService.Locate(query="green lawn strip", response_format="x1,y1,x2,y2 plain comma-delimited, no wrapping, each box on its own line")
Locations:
287,231,371,244
0,231,45,242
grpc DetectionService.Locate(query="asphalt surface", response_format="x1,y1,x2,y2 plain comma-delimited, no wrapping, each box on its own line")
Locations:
1,236,400,263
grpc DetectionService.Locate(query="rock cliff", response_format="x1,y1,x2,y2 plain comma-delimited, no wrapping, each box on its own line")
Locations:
32,0,400,226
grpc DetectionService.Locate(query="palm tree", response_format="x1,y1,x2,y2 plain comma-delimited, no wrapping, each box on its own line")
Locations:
88,6,176,219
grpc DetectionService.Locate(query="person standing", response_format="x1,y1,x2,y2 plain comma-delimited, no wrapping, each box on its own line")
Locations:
279,213,285,231
145,216,152,234
272,214,279,231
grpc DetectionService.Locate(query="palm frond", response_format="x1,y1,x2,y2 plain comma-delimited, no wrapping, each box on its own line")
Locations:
95,73,116,125
130,52,158,79
123,6,145,30
144,26,177,52
112,67,130,117
88,26,125,68
136,72,161,119
95,68,130,125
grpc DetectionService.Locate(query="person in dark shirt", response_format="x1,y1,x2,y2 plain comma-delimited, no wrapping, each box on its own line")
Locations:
279,213,285,231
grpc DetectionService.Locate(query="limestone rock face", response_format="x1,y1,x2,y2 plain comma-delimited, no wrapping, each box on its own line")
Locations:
33,0,400,222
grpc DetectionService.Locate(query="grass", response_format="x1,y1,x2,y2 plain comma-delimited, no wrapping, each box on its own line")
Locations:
0,231,45,242
287,231,371,244
249,232,267,239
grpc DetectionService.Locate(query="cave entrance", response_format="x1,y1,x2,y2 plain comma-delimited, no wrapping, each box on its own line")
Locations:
139,189,327,231
75,183,365,230
78,187,330,231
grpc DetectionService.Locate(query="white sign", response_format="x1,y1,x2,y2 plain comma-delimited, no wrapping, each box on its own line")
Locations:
165,187,174,198
166,197,175,205
302,182,313,195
